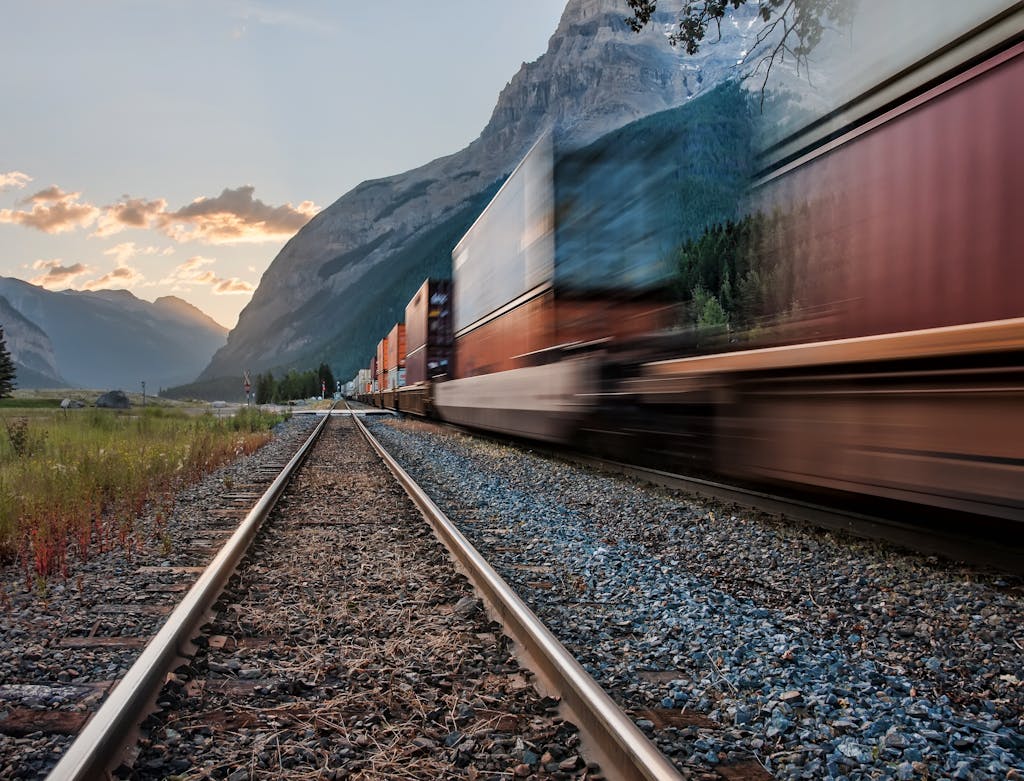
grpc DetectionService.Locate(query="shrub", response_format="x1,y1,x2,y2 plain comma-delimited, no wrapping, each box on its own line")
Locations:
0,408,286,583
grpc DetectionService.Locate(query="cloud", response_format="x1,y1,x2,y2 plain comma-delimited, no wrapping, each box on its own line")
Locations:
93,196,167,238
161,255,254,295
159,186,318,244
92,186,316,244
102,241,165,263
183,256,213,271
0,171,32,191
29,259,91,289
212,277,254,295
0,186,99,233
80,260,145,291
231,3,335,35
2,180,315,244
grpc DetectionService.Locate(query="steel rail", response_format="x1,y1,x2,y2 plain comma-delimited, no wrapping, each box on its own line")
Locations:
47,410,334,781
350,407,684,781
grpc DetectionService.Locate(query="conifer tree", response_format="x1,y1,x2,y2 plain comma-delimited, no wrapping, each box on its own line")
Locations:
0,326,17,398
625,0,855,94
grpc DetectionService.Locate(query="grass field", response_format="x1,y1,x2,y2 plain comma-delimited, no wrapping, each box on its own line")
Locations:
9,388,190,408
0,405,287,584
0,398,64,409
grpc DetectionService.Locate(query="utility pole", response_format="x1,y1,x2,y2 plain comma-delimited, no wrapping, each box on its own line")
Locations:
141,380,146,407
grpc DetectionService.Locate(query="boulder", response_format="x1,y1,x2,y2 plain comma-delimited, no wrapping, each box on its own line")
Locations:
60,398,85,409
96,390,131,409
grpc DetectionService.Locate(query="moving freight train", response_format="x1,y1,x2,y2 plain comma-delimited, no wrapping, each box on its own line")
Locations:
352,3,1024,524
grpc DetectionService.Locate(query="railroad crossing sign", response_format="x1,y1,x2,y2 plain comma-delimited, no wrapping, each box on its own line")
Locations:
243,370,251,393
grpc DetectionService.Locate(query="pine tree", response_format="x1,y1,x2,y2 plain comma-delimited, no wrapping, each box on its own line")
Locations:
317,362,335,397
0,326,17,398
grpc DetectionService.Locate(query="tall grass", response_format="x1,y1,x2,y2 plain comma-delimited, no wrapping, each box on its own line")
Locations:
0,407,286,583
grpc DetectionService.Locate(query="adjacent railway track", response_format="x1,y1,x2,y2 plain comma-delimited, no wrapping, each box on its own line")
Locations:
428,414,1024,576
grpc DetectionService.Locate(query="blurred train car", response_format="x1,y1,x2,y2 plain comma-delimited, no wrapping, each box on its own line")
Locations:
433,128,693,441
609,2,1024,521
354,1,1023,524
394,278,454,416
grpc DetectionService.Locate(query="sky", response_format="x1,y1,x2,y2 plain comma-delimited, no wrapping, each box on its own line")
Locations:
0,0,568,329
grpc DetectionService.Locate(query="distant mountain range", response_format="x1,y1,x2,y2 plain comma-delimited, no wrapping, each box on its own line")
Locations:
187,0,762,397
0,277,227,391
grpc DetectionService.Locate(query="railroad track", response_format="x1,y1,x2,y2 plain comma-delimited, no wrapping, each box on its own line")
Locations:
28,409,695,780
361,413,1024,780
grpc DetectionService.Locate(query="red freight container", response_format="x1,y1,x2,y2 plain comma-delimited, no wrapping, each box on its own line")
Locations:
405,279,454,384
387,323,406,370
747,42,1024,343
454,291,672,378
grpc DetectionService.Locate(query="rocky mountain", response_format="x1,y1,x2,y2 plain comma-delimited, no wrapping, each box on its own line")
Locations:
198,0,760,389
0,296,64,388
0,277,227,391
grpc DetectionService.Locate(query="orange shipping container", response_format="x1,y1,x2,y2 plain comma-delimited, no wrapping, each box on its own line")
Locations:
375,337,389,387
387,323,406,369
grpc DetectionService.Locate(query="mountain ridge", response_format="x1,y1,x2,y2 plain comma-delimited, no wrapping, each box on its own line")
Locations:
0,277,228,390
0,295,64,388
198,0,760,386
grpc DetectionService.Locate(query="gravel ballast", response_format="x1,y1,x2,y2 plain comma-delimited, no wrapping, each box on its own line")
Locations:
367,416,1024,781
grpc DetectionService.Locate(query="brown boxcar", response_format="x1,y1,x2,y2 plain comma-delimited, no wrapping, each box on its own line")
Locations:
454,289,673,378
746,42,1024,342
633,34,1024,522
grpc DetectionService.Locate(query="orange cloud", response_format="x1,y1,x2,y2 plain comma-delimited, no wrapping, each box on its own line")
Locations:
0,171,32,190
160,255,254,295
81,260,145,291
93,196,168,238
29,259,91,289
212,277,254,295
159,185,318,244
0,186,99,233
102,242,166,263
173,256,215,275
3,182,315,244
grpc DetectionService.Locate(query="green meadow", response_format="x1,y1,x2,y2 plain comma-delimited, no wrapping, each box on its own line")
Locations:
0,406,286,584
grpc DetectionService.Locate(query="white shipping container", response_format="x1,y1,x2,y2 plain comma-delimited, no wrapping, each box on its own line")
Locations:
387,367,406,389
452,133,554,334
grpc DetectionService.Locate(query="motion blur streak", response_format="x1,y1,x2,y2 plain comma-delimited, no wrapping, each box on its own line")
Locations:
353,1,1024,532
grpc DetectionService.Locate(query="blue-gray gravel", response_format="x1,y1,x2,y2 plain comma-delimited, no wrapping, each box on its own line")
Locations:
367,416,1024,781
